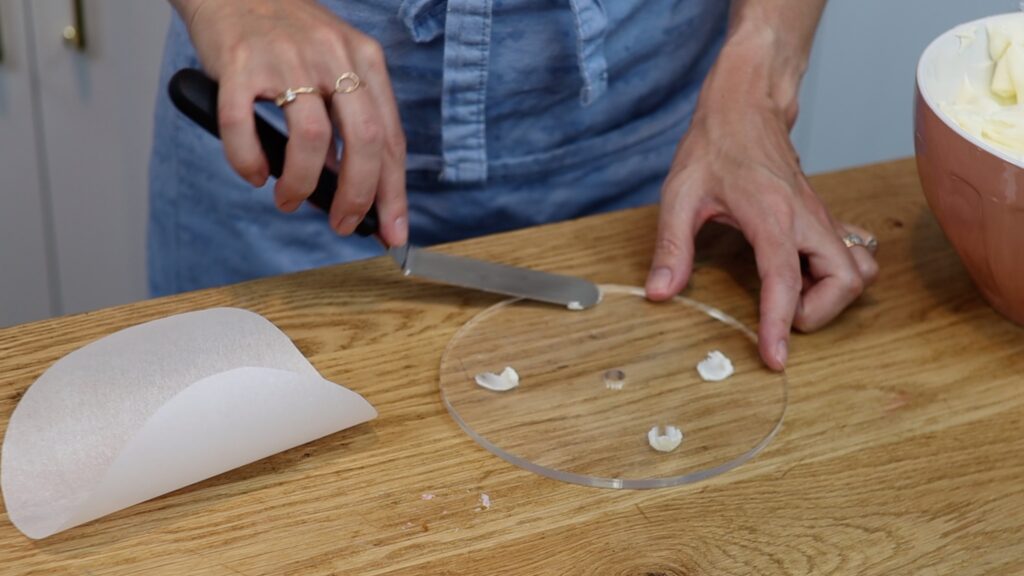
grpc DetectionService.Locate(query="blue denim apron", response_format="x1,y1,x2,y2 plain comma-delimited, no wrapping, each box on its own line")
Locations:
148,0,728,295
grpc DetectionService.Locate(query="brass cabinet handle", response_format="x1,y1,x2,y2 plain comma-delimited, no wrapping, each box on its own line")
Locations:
62,0,86,51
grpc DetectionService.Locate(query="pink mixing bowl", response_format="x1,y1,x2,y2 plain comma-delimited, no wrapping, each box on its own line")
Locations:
916,13,1024,325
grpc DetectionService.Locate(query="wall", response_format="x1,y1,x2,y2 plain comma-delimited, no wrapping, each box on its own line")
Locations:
793,0,1020,173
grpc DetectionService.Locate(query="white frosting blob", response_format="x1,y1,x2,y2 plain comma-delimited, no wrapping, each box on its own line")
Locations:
647,425,683,453
474,367,520,391
697,350,734,382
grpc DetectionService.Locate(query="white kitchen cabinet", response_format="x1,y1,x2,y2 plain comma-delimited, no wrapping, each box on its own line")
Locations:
0,0,55,327
27,0,169,317
0,0,168,328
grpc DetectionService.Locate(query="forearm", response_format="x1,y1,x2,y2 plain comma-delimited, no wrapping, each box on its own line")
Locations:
728,0,827,66
699,0,828,124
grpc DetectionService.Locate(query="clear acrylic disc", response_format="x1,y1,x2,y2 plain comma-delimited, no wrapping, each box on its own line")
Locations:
439,285,787,489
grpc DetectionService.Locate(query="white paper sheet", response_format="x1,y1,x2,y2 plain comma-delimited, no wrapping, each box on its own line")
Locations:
0,308,376,539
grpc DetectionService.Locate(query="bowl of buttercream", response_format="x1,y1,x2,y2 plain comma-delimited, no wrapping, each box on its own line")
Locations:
916,12,1024,325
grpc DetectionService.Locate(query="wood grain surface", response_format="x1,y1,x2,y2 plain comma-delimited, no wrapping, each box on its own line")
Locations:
1,159,1022,575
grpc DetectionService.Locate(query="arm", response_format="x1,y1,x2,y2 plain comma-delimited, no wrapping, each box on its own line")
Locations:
718,0,828,128
646,0,879,370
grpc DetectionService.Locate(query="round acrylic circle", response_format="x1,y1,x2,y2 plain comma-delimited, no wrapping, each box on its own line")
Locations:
439,285,787,489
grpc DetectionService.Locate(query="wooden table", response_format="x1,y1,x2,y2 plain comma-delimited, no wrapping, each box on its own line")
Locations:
2,159,1022,575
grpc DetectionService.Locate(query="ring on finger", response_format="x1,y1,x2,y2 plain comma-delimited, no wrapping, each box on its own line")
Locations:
842,233,865,249
334,72,362,95
842,233,879,253
274,86,320,108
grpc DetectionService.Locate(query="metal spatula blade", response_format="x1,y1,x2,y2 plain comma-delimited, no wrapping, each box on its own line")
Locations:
389,246,601,308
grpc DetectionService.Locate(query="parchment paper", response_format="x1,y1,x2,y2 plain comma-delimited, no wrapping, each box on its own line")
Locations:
1,308,376,539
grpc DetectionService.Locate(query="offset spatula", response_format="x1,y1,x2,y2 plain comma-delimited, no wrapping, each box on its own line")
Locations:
168,68,601,309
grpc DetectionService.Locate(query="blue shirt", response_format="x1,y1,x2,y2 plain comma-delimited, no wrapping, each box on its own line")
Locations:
148,0,728,295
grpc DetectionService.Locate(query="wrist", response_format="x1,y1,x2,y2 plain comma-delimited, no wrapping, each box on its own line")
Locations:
699,23,810,126
169,0,214,31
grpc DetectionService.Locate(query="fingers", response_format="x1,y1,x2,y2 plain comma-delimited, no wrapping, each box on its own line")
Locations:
328,86,382,235
208,19,407,243
793,221,876,333
646,184,701,301
218,75,270,187
321,37,402,238
360,48,408,246
794,237,863,333
744,223,802,372
276,95,333,212
840,223,880,281
646,173,880,372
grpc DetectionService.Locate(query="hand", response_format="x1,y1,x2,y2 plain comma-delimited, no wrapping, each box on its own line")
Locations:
644,33,878,371
173,0,408,245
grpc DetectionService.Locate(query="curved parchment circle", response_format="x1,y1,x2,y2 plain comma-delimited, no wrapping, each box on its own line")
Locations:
1,308,376,539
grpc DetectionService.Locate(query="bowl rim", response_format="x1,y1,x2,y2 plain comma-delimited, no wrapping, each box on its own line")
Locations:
917,11,1024,169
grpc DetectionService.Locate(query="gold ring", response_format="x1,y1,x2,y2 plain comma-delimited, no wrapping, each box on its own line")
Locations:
334,72,362,95
274,86,319,108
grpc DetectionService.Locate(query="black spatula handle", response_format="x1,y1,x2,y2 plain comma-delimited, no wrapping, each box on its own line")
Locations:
168,68,379,237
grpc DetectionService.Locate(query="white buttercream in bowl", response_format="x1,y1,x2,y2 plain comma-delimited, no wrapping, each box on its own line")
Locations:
942,21,1024,156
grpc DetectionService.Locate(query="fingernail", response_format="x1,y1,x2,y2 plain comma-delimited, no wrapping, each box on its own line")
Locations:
776,339,789,368
394,216,408,246
251,168,270,188
646,267,672,295
340,215,361,234
332,214,359,235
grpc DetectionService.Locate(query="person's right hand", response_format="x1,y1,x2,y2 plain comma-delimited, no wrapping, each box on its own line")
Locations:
172,0,408,246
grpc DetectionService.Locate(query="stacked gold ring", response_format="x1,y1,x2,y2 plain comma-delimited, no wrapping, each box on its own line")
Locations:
274,73,361,108
274,86,319,107
334,72,361,94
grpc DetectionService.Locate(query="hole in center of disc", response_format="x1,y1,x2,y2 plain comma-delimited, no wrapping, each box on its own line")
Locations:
603,369,626,390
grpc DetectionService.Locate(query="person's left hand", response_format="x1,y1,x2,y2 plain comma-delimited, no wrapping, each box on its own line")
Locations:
644,35,879,371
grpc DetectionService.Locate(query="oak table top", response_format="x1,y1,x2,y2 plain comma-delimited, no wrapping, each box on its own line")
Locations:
1,158,1022,575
